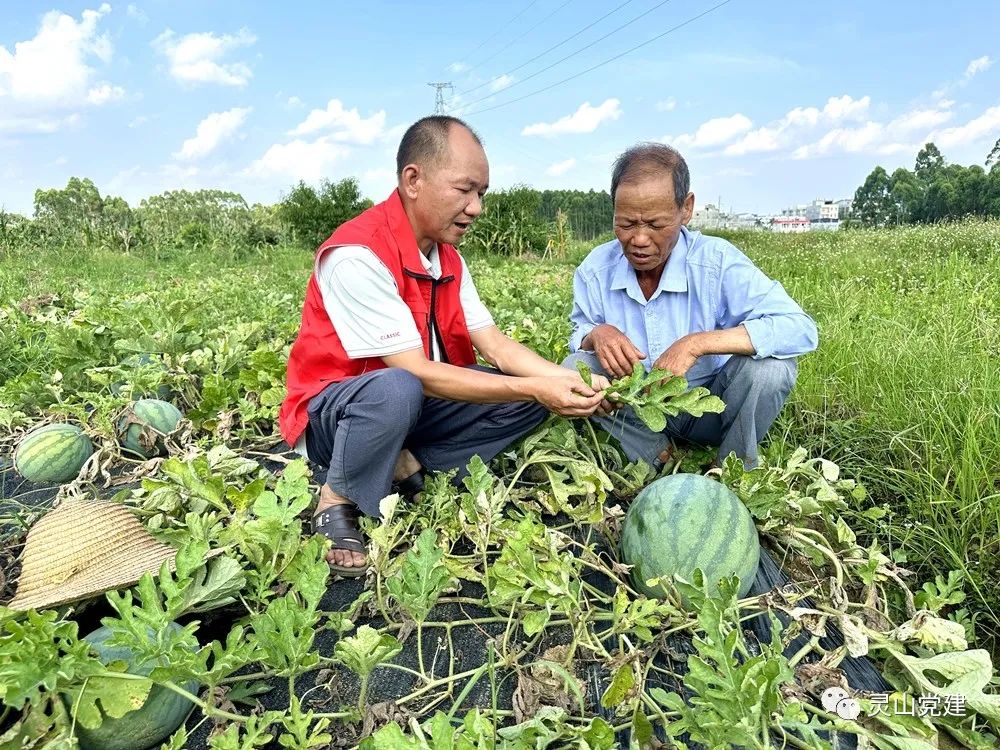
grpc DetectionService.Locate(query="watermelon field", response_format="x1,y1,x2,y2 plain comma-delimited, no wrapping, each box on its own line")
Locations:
1,217,999,749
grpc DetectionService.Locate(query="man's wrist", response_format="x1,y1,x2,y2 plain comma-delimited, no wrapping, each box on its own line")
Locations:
683,332,708,357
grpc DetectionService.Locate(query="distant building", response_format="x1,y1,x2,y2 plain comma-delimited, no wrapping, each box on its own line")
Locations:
836,198,853,220
690,203,725,230
770,217,810,233
805,200,839,222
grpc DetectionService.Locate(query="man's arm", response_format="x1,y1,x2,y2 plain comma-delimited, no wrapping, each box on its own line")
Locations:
381,346,606,417
716,247,819,359
469,325,569,377
654,325,755,376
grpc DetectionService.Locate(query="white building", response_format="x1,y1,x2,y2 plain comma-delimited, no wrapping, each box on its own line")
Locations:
770,217,810,233
805,200,839,222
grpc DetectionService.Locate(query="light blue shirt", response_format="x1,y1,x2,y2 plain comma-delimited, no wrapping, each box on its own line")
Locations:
569,227,818,387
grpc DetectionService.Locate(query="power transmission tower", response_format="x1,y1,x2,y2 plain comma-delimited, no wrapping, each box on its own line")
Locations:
428,82,453,114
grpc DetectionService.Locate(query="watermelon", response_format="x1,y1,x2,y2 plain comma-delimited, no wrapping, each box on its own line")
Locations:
72,623,197,750
118,399,183,458
13,423,94,484
620,473,760,601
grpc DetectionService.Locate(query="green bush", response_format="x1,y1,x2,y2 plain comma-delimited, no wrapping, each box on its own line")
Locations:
462,185,548,256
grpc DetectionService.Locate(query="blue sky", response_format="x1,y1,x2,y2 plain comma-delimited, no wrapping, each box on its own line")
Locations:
2,0,998,217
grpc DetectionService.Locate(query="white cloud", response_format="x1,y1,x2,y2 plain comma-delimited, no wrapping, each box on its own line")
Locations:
289,99,386,144
175,107,251,160
126,4,148,24
287,95,303,108
0,5,116,105
545,158,576,176
128,115,148,128
964,55,992,79
86,83,125,104
670,113,752,150
522,98,621,137
933,105,1000,149
153,28,255,87
656,97,676,112
792,122,883,159
723,95,872,156
246,138,351,182
490,75,515,93
886,107,953,133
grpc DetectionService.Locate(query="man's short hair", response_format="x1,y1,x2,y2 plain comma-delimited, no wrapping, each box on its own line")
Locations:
610,143,690,208
396,116,483,177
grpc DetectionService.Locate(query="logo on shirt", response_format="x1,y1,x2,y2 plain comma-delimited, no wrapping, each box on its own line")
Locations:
379,331,401,341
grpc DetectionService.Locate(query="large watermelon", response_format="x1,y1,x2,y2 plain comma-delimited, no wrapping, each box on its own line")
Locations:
13,423,94,484
71,623,198,750
118,399,183,458
620,473,760,600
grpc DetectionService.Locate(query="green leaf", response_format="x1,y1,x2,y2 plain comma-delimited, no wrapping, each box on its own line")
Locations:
334,625,402,681
63,674,153,730
522,609,551,636
600,662,635,709
575,359,593,387
889,649,1000,720
386,528,452,625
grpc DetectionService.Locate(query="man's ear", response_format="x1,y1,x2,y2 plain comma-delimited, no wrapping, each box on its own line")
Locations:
400,164,421,199
682,192,695,224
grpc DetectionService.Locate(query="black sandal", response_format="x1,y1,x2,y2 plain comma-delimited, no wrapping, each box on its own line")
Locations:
311,503,369,577
391,470,424,500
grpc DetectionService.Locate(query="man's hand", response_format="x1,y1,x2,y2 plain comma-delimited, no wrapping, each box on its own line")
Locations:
585,324,646,379
532,374,607,418
653,335,702,378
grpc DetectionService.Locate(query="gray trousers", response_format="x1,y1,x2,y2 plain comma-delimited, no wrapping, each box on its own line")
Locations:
304,366,547,517
561,351,797,469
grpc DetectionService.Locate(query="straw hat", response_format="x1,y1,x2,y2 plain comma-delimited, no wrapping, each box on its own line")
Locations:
8,498,202,611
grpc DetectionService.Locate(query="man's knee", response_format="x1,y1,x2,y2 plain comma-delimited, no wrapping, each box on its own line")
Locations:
726,356,797,396
363,368,424,428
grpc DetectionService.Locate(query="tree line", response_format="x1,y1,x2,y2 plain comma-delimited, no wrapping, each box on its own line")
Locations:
1,177,620,258
852,139,1000,227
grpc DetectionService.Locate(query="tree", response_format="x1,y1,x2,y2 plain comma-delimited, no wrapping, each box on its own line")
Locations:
914,142,945,183
277,178,372,248
889,167,921,224
33,177,105,241
987,136,1000,171
852,166,896,227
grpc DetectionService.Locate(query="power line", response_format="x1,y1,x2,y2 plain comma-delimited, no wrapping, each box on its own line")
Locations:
453,0,675,109
452,0,541,77
454,0,638,99
460,0,575,80
459,0,733,118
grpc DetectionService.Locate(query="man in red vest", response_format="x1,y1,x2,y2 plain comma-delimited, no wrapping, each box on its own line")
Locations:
280,116,609,576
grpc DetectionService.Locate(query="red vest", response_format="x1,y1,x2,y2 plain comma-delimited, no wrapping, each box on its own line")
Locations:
278,190,477,447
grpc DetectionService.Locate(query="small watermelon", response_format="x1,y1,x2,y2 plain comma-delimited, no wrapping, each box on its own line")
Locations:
71,623,198,750
620,473,760,601
118,399,183,458
13,423,94,484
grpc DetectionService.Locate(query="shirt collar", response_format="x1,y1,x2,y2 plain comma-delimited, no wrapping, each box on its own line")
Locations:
610,227,690,299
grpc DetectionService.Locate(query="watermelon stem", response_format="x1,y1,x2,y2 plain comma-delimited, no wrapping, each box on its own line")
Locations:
784,529,845,588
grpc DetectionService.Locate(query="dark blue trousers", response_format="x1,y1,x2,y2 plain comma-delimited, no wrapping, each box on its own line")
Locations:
304,366,547,517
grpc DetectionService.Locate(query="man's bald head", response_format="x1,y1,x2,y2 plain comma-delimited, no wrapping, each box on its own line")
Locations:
396,116,484,177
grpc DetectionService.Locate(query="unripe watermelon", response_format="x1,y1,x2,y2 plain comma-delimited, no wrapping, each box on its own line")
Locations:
72,623,198,750
620,473,760,601
13,423,94,484
118,399,183,458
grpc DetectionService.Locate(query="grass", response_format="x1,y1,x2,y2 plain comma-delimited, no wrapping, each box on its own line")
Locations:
2,220,999,652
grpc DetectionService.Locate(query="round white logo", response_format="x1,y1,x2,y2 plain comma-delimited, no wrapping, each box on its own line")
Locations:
821,686,861,720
